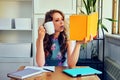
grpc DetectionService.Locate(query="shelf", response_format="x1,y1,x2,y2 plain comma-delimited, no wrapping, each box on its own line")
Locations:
0,0,32,1
93,38,104,40
0,0,32,45
0,0,32,18
0,29,32,31
34,0,76,14
0,43,31,57
77,59,103,64
0,0,32,80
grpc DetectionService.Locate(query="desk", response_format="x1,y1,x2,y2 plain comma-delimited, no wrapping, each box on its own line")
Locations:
10,66,100,80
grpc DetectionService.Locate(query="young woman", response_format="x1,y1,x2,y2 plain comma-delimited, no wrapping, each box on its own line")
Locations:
36,9,92,68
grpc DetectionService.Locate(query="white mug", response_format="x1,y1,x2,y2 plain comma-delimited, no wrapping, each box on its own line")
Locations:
44,21,55,35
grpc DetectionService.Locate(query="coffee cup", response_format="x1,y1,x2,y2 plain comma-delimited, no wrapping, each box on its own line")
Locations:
44,21,55,35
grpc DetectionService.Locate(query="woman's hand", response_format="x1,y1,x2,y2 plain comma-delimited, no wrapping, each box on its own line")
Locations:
38,25,46,41
76,34,93,44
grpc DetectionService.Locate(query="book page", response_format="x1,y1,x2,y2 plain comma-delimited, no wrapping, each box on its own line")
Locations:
25,66,55,72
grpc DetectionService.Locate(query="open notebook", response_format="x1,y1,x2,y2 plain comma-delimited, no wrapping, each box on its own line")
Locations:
63,67,102,77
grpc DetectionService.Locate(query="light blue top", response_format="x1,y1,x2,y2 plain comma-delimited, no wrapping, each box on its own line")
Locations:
45,38,67,66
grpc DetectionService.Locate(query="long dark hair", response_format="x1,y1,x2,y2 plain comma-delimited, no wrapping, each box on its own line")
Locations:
43,9,68,60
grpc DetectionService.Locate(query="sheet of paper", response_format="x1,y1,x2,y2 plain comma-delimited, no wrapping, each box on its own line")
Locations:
43,66,55,72
25,66,55,72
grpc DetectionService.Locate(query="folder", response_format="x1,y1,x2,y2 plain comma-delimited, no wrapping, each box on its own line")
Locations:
63,67,102,77
70,12,98,40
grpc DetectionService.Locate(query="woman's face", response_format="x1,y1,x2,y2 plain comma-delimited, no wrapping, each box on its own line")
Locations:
52,12,64,33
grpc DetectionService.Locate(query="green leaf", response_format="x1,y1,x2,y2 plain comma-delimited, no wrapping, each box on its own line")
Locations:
105,18,117,22
99,23,108,32
82,0,97,14
80,10,85,14
98,19,108,32
87,0,91,14
93,0,97,7
93,0,96,12
83,0,89,14
81,43,87,49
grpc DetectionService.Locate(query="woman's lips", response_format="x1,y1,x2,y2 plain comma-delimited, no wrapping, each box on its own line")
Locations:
60,26,64,28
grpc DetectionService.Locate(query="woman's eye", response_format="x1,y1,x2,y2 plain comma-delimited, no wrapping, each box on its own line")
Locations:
55,19,64,22
55,20,59,22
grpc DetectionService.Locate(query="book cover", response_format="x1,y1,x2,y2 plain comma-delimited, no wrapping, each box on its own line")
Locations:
70,12,98,40
63,67,102,77
7,68,42,79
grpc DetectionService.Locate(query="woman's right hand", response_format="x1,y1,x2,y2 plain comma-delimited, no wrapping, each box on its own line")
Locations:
38,25,46,41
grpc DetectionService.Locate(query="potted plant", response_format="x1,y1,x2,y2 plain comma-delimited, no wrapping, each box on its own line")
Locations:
80,0,117,33
79,0,117,60
80,0,97,15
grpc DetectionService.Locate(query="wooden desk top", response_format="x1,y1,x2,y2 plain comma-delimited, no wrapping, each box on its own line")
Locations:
10,66,100,80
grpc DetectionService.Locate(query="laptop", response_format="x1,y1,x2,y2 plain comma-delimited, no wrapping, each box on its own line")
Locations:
63,67,102,77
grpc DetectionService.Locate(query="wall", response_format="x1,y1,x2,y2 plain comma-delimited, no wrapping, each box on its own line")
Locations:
103,0,120,65
103,0,119,34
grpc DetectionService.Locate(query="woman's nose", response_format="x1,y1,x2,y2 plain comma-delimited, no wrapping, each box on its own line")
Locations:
60,20,64,25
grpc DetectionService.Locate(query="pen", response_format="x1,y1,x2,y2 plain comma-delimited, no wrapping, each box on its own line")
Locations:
43,68,54,72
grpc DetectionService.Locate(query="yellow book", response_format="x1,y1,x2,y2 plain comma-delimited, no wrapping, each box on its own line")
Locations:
70,12,98,40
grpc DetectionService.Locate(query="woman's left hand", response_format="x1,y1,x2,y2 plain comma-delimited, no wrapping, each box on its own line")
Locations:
76,34,93,44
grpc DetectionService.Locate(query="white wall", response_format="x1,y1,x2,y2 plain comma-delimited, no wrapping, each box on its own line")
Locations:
103,0,119,34
103,0,112,33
